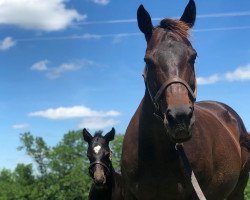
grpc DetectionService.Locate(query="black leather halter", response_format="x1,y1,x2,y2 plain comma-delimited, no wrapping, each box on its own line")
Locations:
89,160,111,176
143,75,197,121
89,150,113,176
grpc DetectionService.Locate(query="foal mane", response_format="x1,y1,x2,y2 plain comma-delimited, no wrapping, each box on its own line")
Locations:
159,19,190,44
94,130,103,137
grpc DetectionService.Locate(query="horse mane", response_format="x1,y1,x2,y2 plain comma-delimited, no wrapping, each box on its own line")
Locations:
159,19,190,43
94,130,103,137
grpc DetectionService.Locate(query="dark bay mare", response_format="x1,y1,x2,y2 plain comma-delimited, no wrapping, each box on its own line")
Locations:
121,0,250,199
83,128,123,200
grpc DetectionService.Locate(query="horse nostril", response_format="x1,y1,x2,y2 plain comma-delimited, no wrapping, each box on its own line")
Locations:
94,176,106,185
166,109,171,116
166,109,175,123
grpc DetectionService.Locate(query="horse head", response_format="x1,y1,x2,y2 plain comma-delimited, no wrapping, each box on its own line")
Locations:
83,128,115,188
139,0,197,143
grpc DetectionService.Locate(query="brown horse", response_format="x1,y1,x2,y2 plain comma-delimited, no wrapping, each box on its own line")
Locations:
121,0,250,199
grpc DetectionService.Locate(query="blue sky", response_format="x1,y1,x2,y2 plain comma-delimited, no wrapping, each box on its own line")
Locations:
1,0,250,169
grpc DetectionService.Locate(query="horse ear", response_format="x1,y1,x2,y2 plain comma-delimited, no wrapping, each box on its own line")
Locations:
180,0,196,28
137,4,153,42
104,127,115,143
82,128,93,144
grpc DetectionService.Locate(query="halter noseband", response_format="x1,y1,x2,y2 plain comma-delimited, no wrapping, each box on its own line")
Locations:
154,77,196,102
89,160,111,175
143,75,197,121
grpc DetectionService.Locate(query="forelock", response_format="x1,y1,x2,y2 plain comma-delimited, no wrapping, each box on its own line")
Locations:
159,19,190,43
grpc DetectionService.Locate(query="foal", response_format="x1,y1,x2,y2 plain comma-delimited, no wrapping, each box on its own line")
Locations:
83,128,123,200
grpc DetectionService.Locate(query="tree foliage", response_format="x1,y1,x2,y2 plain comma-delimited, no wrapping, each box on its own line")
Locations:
0,130,123,199
0,130,249,199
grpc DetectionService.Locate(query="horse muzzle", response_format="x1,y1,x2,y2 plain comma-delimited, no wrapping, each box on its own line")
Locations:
164,105,195,142
92,164,107,186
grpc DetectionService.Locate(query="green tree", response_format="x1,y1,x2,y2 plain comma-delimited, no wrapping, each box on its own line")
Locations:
18,132,50,178
110,134,123,171
245,179,250,200
0,169,16,200
13,163,35,199
0,130,124,199
48,130,91,199
18,132,51,199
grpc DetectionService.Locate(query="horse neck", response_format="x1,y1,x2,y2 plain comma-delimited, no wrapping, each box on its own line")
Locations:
107,165,115,187
140,89,178,160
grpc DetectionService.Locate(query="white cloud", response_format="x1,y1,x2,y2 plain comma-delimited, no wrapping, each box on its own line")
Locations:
30,60,49,71
91,0,110,6
12,123,29,129
112,33,129,44
78,117,119,130
78,33,102,40
0,0,86,31
197,64,250,85
225,64,250,81
28,105,121,120
197,74,221,85
46,63,82,79
31,60,94,79
0,37,16,50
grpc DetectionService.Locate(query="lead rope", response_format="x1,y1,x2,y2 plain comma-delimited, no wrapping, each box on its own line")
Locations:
143,74,206,199
175,143,207,200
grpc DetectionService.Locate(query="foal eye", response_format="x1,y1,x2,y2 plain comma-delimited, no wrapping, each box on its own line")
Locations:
104,151,110,157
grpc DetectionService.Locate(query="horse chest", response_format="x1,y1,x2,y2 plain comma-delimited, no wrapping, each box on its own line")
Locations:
138,174,192,200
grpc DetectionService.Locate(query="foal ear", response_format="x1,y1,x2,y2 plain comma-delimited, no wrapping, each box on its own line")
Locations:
104,127,115,143
137,4,153,42
82,128,93,144
180,0,196,28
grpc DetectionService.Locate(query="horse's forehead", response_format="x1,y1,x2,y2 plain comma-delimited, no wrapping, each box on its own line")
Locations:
146,28,166,51
93,145,102,154
91,137,107,149
146,41,188,65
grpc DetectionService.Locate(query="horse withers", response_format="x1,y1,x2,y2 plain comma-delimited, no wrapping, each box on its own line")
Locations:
121,0,250,199
83,128,124,200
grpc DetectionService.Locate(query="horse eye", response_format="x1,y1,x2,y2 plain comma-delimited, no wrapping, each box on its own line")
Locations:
104,151,110,156
87,151,92,158
189,54,197,65
144,57,155,67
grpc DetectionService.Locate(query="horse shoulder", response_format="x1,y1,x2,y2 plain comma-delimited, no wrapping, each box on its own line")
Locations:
121,99,144,198
187,102,243,189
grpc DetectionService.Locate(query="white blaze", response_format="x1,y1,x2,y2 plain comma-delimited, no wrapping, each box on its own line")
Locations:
93,145,101,154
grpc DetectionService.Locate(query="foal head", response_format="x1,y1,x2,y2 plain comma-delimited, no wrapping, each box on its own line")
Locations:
139,0,197,142
83,128,115,187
